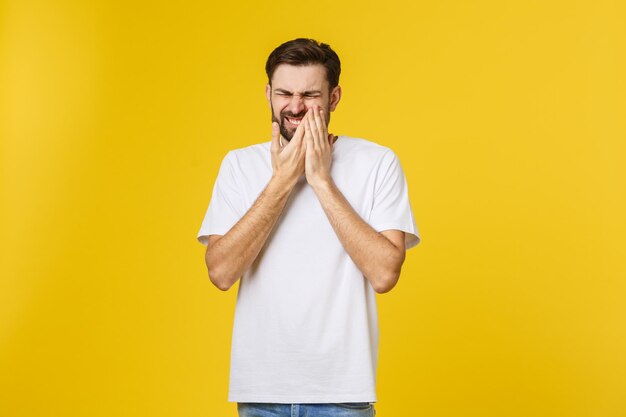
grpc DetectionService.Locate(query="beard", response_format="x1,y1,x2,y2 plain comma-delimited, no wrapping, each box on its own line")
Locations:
271,100,331,142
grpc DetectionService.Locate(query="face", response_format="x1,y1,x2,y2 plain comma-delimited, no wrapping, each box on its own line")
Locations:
266,64,341,141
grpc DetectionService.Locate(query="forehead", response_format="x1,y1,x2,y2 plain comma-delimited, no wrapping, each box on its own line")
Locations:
271,64,329,92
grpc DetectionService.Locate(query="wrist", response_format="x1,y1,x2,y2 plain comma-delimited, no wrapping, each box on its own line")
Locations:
270,171,299,192
309,175,334,193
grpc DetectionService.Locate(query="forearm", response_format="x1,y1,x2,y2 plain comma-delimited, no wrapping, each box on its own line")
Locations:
311,180,405,293
205,174,296,290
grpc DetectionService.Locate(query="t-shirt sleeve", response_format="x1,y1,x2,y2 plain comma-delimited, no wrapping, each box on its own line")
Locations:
196,151,245,246
369,150,421,249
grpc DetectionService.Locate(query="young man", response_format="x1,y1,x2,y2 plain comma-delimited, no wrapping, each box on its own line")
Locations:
197,38,420,417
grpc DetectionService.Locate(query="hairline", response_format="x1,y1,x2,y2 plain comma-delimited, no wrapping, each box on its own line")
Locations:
268,63,334,91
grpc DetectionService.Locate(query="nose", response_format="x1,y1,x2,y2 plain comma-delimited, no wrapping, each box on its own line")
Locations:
286,94,306,115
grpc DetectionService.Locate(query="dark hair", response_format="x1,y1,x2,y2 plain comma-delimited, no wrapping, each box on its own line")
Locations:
265,38,341,90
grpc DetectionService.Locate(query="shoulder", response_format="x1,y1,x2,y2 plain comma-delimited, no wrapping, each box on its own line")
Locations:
219,141,272,186
225,141,271,162
221,141,272,171
337,136,388,152
335,136,399,166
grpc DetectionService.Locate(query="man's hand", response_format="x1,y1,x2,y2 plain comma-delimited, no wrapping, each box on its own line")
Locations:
205,119,309,291
304,106,336,189
270,117,307,186
301,105,406,293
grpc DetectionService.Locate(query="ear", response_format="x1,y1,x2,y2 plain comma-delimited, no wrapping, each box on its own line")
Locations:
265,84,271,104
329,85,342,112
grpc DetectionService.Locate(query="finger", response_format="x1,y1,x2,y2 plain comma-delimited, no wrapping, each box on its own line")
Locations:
270,122,280,153
305,112,318,149
313,107,325,139
302,110,312,137
289,109,310,146
315,107,328,149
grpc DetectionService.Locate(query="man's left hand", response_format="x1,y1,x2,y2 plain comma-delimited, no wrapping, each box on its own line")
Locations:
304,106,336,189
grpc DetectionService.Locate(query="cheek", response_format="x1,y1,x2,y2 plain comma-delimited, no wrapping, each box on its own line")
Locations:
275,101,290,114
271,104,283,117
299,99,321,113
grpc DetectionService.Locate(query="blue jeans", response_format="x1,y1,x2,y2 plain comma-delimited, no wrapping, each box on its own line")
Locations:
237,402,376,417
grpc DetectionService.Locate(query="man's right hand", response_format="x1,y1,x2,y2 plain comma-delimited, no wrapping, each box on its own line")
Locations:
205,116,309,291
270,114,307,185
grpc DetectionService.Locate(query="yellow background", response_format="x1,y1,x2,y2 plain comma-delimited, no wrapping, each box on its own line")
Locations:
1,0,625,416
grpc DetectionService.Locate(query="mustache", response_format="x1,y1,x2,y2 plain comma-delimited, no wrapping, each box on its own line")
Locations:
281,111,306,119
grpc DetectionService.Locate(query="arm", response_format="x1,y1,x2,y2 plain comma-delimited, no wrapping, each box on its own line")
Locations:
205,121,307,291
205,175,296,291
303,106,407,293
310,181,406,294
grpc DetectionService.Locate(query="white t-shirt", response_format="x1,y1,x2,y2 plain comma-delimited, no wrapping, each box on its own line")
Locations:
197,136,420,403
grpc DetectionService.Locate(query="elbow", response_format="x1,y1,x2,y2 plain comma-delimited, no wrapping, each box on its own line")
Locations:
372,251,405,294
209,272,233,291
204,236,238,291
205,254,235,291
372,271,401,294
207,266,235,291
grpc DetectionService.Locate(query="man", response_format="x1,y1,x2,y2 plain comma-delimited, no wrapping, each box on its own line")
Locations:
197,38,420,417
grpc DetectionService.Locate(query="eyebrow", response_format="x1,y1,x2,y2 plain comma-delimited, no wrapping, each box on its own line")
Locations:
274,88,322,95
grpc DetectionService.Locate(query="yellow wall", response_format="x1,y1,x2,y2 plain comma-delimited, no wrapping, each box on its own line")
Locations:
1,1,625,416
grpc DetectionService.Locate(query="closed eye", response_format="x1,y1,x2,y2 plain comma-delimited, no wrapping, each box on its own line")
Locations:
274,89,322,99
